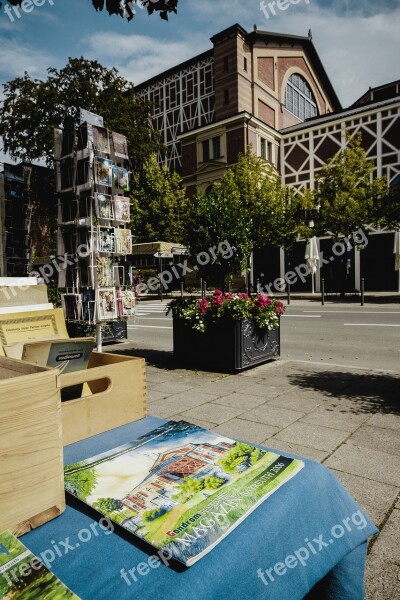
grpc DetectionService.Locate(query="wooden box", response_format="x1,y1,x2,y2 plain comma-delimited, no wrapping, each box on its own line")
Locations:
60,352,147,445
0,357,65,536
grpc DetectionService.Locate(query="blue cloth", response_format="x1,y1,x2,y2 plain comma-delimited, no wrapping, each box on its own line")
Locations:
21,417,377,600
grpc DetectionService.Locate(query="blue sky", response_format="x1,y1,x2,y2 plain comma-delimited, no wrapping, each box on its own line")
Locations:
0,0,399,161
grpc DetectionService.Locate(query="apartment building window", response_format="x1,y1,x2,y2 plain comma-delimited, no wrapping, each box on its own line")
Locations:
260,137,272,162
212,136,221,159
223,56,229,72
202,140,210,162
224,89,230,105
285,74,318,121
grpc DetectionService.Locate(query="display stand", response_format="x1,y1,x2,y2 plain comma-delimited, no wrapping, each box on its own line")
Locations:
54,110,133,346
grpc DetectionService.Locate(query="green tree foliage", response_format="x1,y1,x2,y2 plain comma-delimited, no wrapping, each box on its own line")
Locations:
64,462,97,500
143,507,165,522
203,476,226,490
131,154,187,242
226,148,312,249
218,443,261,474
0,58,163,172
93,497,123,514
182,175,253,286
313,133,388,240
182,148,311,286
172,477,205,502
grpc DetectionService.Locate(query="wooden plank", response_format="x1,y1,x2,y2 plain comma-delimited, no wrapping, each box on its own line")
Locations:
0,363,65,536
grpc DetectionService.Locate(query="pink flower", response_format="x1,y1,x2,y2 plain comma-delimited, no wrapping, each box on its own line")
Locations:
224,293,233,299
276,306,283,316
199,298,209,314
255,294,272,309
238,293,249,300
277,300,284,309
213,289,223,298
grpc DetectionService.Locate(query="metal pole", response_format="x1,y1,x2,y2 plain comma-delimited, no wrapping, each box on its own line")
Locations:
180,280,184,298
203,281,206,297
321,278,325,306
361,278,365,306
159,257,163,302
96,322,102,353
200,278,203,298
287,282,291,305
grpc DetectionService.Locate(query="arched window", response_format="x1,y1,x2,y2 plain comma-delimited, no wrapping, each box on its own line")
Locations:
285,74,318,121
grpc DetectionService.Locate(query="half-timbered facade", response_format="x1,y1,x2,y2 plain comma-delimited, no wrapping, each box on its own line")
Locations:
135,25,400,292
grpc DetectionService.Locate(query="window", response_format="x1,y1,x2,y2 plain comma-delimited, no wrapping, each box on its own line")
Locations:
223,57,229,72
202,140,210,162
224,89,230,105
244,57,247,71
260,138,272,162
285,74,318,121
212,136,221,159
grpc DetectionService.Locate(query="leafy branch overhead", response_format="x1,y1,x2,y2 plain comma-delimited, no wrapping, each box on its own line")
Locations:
0,1,178,21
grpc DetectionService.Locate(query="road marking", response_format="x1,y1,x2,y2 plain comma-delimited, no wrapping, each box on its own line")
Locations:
304,311,400,315
127,325,173,330
284,315,321,318
133,317,170,320
343,323,400,327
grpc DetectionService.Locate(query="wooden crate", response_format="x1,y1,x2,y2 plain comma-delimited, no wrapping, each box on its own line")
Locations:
59,352,147,445
0,357,65,536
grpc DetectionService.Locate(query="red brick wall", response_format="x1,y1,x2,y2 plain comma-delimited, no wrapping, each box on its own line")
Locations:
257,57,274,91
258,100,276,128
181,142,197,176
227,128,245,164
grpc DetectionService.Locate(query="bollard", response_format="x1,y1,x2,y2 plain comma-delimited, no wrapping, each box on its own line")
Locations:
361,278,365,306
287,282,291,305
321,278,325,306
180,281,184,298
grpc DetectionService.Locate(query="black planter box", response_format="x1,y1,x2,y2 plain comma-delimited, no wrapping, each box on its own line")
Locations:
173,317,280,372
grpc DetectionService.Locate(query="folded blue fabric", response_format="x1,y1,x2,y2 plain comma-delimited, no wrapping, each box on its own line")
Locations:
21,417,377,600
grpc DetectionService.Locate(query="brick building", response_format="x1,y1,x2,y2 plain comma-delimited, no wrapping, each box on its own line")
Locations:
136,24,400,292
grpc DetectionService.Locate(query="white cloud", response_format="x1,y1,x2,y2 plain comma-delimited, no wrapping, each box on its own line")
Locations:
85,31,210,85
0,39,55,80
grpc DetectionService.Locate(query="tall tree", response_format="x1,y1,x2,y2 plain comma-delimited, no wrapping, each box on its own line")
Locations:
314,132,388,240
131,153,187,242
0,58,163,172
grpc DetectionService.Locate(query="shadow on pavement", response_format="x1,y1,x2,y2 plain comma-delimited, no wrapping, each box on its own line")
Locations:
288,370,400,414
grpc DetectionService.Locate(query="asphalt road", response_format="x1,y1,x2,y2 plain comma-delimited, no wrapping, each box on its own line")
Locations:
123,300,400,372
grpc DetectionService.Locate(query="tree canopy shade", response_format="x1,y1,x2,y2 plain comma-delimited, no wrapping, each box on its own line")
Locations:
0,0,178,22
0,57,163,171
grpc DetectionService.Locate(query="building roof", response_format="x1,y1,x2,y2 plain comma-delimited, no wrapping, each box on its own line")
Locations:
350,80,400,108
246,28,342,111
135,49,213,91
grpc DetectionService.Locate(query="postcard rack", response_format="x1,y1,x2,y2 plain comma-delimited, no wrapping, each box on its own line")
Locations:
54,111,135,344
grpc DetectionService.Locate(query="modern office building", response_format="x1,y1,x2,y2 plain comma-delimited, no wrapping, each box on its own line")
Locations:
137,24,400,292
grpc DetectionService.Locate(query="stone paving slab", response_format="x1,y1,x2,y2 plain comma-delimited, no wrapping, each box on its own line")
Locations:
240,404,305,428
235,383,282,399
347,425,400,456
328,469,399,527
160,389,222,407
365,557,400,600
264,438,329,462
366,412,400,431
147,389,170,403
368,507,400,563
299,405,370,432
268,393,322,413
212,393,266,410
169,415,217,430
273,421,349,452
212,419,280,444
325,444,400,487
149,380,198,395
148,398,194,419
179,403,243,425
